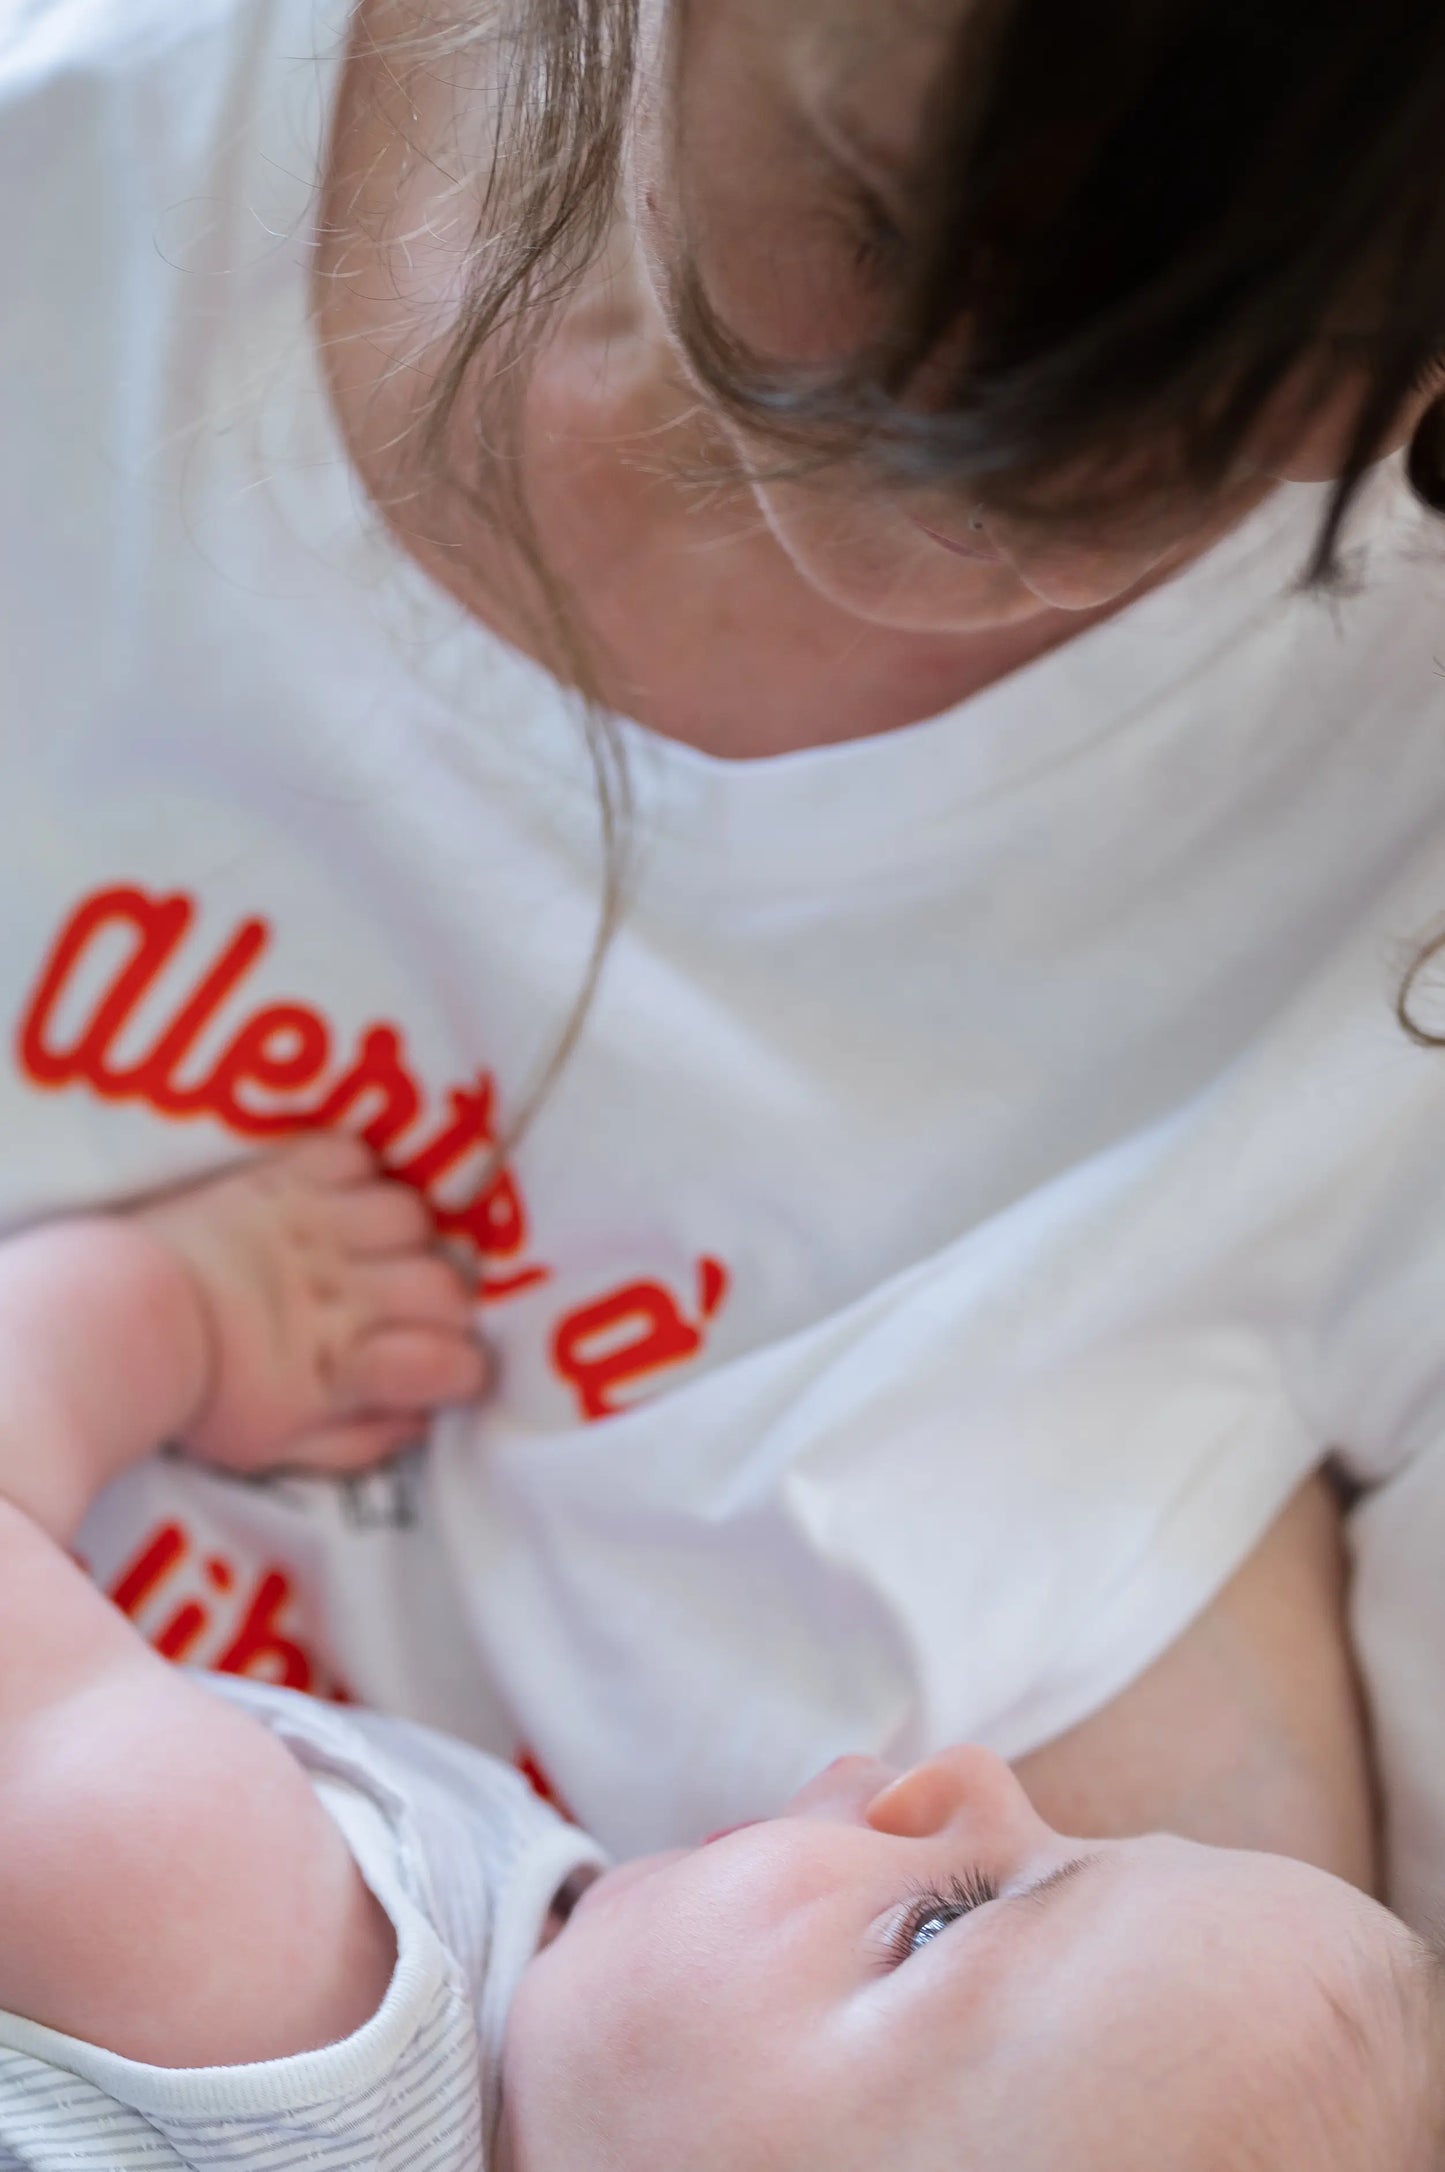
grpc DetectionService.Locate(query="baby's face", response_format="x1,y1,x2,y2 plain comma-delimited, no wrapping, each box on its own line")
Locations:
503,1745,1422,2171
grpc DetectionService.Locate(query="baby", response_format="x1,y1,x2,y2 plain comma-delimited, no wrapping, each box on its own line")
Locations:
0,1136,1437,2171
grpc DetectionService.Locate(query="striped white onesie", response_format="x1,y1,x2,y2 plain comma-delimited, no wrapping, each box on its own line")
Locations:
0,1681,604,2171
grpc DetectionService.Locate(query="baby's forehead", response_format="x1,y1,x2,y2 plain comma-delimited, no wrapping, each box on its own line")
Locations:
881,1853,1422,2170
1123,1892,1439,2172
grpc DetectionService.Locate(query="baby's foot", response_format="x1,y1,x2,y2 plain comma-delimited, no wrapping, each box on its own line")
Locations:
138,1134,489,1475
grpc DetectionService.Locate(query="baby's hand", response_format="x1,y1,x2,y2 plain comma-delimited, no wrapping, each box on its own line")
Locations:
138,1134,490,1475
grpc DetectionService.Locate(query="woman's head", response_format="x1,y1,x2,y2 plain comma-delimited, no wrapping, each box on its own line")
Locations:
626,0,1445,622
428,0,1445,634
503,1745,1444,2172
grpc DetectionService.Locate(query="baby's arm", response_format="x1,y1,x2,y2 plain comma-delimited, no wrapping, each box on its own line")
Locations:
0,1211,211,1540
0,1138,486,2065
0,1506,396,2063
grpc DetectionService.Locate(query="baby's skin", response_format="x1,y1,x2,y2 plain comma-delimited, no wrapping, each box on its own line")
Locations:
0,1140,1434,2172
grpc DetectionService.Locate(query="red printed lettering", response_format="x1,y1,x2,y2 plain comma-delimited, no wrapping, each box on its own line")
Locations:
307,1024,421,1152
551,1260,729,1420
121,919,271,1115
17,884,554,1290
394,1077,526,1261
213,1568,314,1691
109,1521,188,1617
437,1168,528,1260
390,1077,497,1192
18,884,742,1394
18,885,274,1116
19,886,193,1091
103,1526,349,1700
515,1748,575,1822
204,1004,332,1135
481,1262,554,1301
155,1600,210,1663
697,1256,730,1320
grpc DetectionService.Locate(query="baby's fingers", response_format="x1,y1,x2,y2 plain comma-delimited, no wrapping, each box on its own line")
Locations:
356,1253,477,1333
332,1179,435,1257
339,1325,491,1414
276,1413,431,1474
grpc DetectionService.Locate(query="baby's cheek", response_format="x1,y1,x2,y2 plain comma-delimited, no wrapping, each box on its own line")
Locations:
504,1940,698,2166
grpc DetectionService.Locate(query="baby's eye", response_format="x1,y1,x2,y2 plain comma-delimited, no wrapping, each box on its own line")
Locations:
889,1868,999,1963
908,1908,956,1952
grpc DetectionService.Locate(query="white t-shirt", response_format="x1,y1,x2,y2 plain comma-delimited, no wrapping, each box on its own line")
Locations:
6,0,1445,1857
0,1677,603,2169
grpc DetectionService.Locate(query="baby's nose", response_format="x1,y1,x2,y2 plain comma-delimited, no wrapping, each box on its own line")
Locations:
866,1743,1052,1847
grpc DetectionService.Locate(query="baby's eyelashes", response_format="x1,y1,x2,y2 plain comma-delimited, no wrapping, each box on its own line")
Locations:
881,1867,1000,1966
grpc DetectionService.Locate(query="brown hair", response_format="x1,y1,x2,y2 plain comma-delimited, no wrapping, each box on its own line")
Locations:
341,0,644,1132
1398,932,1445,1050
414,0,1445,603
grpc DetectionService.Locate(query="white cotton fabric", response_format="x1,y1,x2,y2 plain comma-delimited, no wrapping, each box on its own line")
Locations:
0,1678,602,2171
6,0,1445,1868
